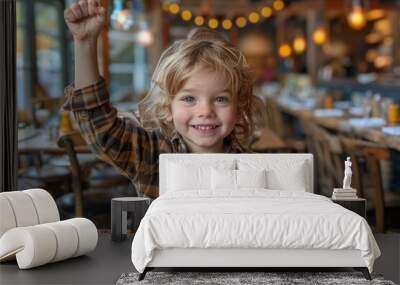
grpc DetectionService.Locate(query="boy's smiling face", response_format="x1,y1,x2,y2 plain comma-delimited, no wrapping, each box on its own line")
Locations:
169,66,238,153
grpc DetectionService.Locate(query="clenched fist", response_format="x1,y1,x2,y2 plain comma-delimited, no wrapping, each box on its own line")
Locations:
64,0,107,41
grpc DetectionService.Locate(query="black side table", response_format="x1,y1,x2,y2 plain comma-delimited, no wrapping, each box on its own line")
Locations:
332,198,366,218
111,197,151,242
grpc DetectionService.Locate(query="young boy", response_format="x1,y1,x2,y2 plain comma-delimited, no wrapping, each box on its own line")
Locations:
63,0,260,198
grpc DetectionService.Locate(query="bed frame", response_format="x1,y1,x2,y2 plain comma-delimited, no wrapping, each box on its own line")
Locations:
138,154,371,281
141,248,371,280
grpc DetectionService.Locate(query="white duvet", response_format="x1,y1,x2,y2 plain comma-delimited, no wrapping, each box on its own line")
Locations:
131,190,380,273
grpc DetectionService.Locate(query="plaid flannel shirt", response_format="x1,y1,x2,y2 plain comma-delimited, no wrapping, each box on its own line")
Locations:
63,77,247,198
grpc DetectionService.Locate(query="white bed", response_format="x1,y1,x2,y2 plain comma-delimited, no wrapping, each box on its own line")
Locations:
131,154,380,281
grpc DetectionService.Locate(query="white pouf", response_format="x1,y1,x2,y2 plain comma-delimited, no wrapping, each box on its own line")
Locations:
0,218,98,269
0,196,17,237
23,188,60,223
0,189,60,237
1,191,39,227
0,189,98,269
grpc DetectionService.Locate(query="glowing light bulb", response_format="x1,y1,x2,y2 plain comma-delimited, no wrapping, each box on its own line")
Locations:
235,16,247,28
279,44,292,58
222,19,232,30
208,18,219,29
137,29,153,46
169,3,180,14
273,0,285,11
248,12,260,24
293,36,306,54
348,6,366,30
313,27,327,45
261,7,272,18
181,10,192,21
194,15,205,26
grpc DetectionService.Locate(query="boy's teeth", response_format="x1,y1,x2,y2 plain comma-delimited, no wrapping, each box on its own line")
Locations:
194,125,216,130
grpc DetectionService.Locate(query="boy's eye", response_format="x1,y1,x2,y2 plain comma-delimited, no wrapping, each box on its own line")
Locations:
180,96,195,103
215,96,230,103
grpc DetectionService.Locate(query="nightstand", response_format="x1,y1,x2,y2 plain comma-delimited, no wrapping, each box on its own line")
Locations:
111,197,151,242
331,198,366,218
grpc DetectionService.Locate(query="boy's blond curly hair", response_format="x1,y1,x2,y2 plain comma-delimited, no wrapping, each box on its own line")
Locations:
139,28,264,146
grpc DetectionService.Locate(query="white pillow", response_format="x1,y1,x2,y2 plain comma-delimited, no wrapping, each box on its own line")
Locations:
211,168,267,190
211,168,236,190
238,160,307,191
167,160,235,192
237,169,267,189
266,162,306,191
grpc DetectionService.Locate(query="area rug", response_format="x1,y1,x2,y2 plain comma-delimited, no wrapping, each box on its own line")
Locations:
116,271,395,285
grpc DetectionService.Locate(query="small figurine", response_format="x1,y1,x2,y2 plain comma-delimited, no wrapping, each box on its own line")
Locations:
332,157,357,199
343,157,352,189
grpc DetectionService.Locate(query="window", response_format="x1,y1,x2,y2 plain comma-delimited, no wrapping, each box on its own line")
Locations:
16,0,69,126
35,1,64,98
108,29,151,104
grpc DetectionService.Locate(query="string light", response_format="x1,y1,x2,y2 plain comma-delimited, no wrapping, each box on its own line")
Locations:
248,12,260,23
222,19,233,30
208,18,219,29
181,10,192,21
163,0,286,29
261,6,272,18
168,3,180,14
273,0,285,11
235,16,247,28
194,15,205,26
279,43,292,58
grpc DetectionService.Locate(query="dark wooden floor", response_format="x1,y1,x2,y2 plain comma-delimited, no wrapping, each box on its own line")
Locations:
0,233,398,284
374,233,400,284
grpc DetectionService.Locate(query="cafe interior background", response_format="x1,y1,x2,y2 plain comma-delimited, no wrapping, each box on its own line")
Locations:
13,0,400,231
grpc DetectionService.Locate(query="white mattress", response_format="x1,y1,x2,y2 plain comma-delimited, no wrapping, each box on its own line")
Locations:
131,190,380,273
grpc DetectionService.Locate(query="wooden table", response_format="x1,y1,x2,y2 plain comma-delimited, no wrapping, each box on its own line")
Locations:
251,127,289,152
18,129,90,154
275,99,400,152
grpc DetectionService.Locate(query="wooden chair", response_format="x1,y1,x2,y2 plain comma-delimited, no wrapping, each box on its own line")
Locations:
319,127,344,190
57,131,133,228
301,120,343,196
264,98,306,153
301,120,337,196
18,152,72,197
32,97,63,128
265,98,287,138
340,136,400,232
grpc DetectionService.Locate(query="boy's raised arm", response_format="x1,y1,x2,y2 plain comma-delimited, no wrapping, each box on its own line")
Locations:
63,1,162,195
64,0,105,88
